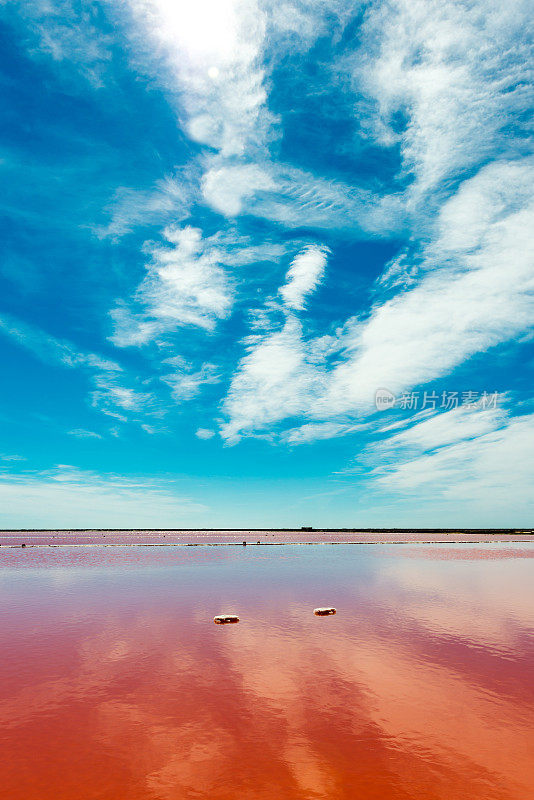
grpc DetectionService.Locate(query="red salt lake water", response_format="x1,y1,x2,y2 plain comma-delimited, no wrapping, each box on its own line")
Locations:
1,543,533,799
1,529,532,546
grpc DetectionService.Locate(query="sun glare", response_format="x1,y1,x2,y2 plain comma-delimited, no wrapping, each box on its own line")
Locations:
152,0,240,64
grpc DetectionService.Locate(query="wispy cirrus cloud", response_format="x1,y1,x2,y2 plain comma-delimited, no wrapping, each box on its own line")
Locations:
112,0,534,455
375,405,507,454
201,160,405,233
220,9,534,444
221,242,336,441
67,429,103,440
281,421,369,446
222,157,534,442
313,160,534,416
90,375,154,421
0,465,206,527
111,225,235,346
161,362,220,402
126,0,274,157
221,316,325,443
0,314,157,424
279,245,329,311
0,313,120,373
97,175,193,240
3,0,533,527
121,0,405,238
357,0,533,206
367,406,534,517
3,0,113,87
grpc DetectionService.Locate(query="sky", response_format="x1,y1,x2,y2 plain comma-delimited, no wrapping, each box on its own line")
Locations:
0,0,533,528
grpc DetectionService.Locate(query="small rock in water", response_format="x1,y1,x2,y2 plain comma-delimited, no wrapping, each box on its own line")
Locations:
243,541,247,546
21,543,26,548
314,607,336,616
214,614,240,624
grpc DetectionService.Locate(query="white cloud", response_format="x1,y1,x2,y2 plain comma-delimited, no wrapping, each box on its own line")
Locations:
375,405,506,455
67,429,103,440
281,421,368,446
370,408,534,515
201,162,275,217
126,0,273,157
195,427,215,440
162,363,219,402
123,1,407,234
182,0,534,234
90,376,153,419
9,0,112,86
97,175,192,239
315,159,534,416
0,314,160,425
118,0,532,236
222,158,534,441
221,317,324,443
263,0,353,46
111,225,234,346
17,0,531,465
254,165,404,233
358,0,532,205
0,465,206,528
279,245,329,311
0,313,121,373
201,159,404,232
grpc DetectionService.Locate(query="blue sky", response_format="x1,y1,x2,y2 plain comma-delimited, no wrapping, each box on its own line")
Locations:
0,0,533,528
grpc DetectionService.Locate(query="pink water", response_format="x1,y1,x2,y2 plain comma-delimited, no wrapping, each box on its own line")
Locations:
1,529,532,546
1,543,533,799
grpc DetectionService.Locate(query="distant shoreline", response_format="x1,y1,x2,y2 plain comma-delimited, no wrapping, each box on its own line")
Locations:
1,527,531,533
1,528,532,547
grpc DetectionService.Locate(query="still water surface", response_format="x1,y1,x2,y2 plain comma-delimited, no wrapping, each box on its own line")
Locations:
1,544,533,799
